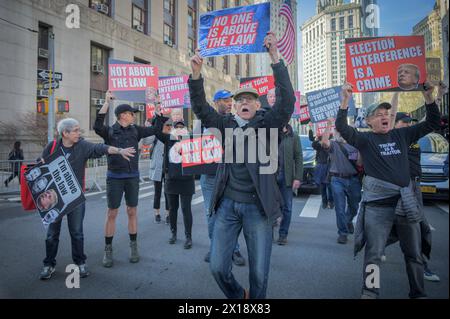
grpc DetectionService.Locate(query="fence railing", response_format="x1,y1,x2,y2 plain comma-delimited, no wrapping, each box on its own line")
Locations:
0,158,151,195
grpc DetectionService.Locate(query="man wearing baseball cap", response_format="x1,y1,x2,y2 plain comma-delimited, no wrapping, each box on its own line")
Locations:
201,89,246,267
189,32,295,299
94,91,161,268
336,82,441,299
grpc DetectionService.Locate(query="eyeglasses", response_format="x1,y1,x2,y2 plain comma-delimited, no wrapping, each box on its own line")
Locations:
235,96,256,103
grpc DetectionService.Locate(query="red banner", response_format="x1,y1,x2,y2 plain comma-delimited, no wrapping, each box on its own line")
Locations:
315,121,335,137
239,75,275,96
345,36,426,92
299,104,310,123
180,135,223,168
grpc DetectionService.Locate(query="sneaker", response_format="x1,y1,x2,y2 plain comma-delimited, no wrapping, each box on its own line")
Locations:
102,244,113,268
277,237,288,246
184,237,192,249
39,266,55,280
232,251,246,266
204,251,211,263
165,215,170,225
337,234,348,244
380,255,387,262
169,233,176,244
424,269,440,282
328,202,335,209
78,264,90,278
129,241,140,263
154,214,161,223
347,223,354,234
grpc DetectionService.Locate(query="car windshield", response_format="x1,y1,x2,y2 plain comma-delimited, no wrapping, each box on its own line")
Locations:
300,135,313,150
418,133,449,153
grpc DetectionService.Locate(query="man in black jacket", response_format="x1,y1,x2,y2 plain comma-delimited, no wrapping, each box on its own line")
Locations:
189,32,295,299
94,92,160,268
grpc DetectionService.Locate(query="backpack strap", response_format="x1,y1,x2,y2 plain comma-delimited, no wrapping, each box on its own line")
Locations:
50,139,57,154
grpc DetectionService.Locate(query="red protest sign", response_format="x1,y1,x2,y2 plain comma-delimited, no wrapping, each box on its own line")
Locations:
109,64,158,92
315,121,335,137
180,135,223,168
299,104,310,123
239,75,275,96
345,36,426,92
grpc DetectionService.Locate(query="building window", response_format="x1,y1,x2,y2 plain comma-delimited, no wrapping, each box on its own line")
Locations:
89,0,111,16
207,0,215,11
339,16,345,30
235,0,241,6
38,24,50,70
188,0,197,55
164,0,176,47
90,44,109,128
348,15,353,29
331,18,336,31
223,56,229,74
132,4,145,32
235,55,240,77
222,0,228,9
207,57,215,68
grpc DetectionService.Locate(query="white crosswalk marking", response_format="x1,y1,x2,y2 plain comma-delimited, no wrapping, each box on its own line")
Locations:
191,196,204,205
299,194,322,218
436,203,449,214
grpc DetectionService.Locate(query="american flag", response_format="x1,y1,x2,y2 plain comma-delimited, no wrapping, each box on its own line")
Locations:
277,0,296,65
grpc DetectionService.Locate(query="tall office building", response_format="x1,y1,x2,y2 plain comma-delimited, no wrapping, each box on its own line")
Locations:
301,0,363,95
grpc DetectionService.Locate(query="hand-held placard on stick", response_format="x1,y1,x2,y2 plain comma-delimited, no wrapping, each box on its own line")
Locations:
345,36,426,92
306,86,356,123
199,3,270,57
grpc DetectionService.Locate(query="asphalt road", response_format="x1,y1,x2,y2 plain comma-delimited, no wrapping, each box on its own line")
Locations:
0,181,448,299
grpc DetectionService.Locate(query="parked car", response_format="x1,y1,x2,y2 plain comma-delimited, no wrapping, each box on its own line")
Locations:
298,135,319,194
418,133,449,200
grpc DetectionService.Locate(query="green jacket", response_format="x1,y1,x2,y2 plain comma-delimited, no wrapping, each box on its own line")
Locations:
280,126,303,187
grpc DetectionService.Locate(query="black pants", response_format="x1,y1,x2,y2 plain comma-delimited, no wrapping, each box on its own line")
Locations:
5,171,20,185
153,180,169,210
167,194,193,238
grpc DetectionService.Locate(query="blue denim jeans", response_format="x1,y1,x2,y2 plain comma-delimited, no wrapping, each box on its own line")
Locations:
321,183,334,205
330,176,361,235
200,175,240,253
277,174,293,238
43,203,86,266
210,198,272,299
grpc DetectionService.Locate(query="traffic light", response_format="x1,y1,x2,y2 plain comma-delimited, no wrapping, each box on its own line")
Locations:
57,99,69,113
36,99,48,114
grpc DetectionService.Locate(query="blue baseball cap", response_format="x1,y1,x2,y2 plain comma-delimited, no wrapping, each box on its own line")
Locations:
213,89,233,102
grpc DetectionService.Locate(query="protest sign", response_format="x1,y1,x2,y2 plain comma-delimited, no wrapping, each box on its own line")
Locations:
345,36,426,92
299,104,310,124
354,107,369,129
108,59,158,103
179,135,223,175
198,3,270,57
291,91,302,119
24,149,85,228
306,86,355,123
239,75,275,109
158,75,190,109
315,120,335,137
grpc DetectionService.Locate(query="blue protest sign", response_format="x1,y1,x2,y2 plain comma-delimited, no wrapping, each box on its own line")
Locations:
306,86,356,123
198,3,270,57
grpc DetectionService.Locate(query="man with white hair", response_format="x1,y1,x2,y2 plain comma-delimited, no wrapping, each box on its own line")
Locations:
39,118,135,280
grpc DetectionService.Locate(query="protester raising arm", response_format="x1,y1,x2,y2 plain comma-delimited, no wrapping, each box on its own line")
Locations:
93,91,114,139
389,92,400,129
319,119,334,149
335,83,368,149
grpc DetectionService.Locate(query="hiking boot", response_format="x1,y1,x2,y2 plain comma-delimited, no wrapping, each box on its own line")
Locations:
129,241,140,263
337,234,348,244
277,236,288,246
154,214,161,223
78,264,90,278
169,233,177,244
347,223,354,234
39,266,55,280
424,268,440,282
184,237,192,249
232,251,246,266
204,251,211,263
102,244,113,268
